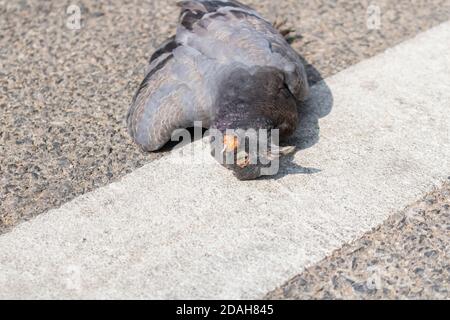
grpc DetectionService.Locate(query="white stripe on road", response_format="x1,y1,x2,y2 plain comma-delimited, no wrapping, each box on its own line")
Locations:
1,22,450,299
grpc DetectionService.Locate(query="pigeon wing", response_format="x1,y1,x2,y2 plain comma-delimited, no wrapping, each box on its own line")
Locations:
176,0,309,101
127,43,217,151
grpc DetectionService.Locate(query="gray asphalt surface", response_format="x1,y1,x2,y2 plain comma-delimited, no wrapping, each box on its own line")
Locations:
266,181,450,299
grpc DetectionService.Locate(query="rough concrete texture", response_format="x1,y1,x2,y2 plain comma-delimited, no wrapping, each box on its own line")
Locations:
266,182,450,300
0,22,449,299
1,0,450,232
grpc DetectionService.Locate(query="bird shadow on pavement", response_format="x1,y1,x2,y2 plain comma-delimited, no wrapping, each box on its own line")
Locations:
261,53,334,180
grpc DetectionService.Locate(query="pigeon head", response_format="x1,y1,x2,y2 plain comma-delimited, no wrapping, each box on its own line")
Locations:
213,132,295,180
220,133,264,180
210,67,299,180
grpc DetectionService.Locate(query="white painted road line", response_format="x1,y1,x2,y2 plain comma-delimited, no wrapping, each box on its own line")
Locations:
1,22,450,299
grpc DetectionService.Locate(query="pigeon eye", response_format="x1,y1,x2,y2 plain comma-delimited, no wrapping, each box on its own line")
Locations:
236,151,250,168
223,135,239,152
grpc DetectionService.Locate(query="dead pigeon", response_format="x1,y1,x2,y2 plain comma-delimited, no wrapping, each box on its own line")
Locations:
127,0,309,180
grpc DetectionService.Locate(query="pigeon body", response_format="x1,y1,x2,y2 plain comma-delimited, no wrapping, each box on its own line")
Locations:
127,0,309,179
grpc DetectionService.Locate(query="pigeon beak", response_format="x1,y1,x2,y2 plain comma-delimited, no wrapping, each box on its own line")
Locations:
265,145,296,160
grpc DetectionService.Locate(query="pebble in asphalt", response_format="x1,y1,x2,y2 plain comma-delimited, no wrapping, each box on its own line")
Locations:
1,0,450,233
